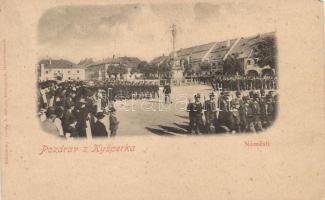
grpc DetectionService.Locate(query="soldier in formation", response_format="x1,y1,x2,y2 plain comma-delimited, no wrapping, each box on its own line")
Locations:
186,89,278,134
187,94,204,134
211,75,277,91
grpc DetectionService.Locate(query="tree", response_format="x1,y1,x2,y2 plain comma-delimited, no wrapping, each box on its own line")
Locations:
157,59,172,79
182,59,192,76
106,64,128,79
222,54,243,75
251,36,277,68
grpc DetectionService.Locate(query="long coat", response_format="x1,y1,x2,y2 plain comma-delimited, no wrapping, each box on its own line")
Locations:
93,120,109,137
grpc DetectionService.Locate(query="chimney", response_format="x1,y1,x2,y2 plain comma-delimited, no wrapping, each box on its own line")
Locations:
113,55,115,59
49,57,52,65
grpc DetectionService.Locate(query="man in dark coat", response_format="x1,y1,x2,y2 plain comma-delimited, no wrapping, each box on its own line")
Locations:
204,92,217,133
92,112,109,137
62,102,75,133
260,94,275,128
109,107,119,137
74,98,89,137
65,116,78,138
163,83,172,104
187,94,204,134
250,94,263,132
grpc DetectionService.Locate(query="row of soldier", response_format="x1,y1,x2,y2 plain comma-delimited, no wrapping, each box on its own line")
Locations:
187,89,278,134
38,80,160,108
209,75,277,91
91,80,160,100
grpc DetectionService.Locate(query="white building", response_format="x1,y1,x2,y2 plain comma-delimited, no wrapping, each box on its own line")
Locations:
38,59,85,81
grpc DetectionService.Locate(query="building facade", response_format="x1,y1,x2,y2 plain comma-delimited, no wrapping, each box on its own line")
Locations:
38,59,85,81
85,57,142,81
151,32,276,77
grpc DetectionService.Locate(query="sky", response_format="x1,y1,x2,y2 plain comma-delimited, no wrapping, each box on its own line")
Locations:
37,2,276,63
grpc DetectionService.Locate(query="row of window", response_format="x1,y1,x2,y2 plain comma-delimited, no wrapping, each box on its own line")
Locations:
45,70,80,74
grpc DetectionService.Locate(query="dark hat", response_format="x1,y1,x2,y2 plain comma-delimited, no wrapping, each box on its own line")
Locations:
96,112,105,120
46,107,56,118
55,106,64,117
253,93,260,99
195,93,201,99
209,92,215,97
109,107,116,112
266,94,273,99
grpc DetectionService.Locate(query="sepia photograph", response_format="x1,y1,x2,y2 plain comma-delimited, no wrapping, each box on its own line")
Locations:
36,3,278,138
1,0,325,200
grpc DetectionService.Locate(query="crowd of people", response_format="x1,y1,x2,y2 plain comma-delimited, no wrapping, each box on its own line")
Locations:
38,80,117,138
38,79,163,138
187,89,278,134
208,75,277,91
38,75,278,137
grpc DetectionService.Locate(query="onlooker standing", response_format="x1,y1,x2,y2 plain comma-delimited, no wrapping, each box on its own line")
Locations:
109,107,119,137
41,107,60,136
163,83,172,104
92,112,109,137
65,116,78,138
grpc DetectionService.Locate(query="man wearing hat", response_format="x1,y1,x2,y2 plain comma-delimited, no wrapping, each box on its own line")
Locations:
216,91,231,131
62,102,75,133
187,93,203,134
239,96,250,132
260,94,275,128
249,93,263,132
260,89,266,104
65,116,78,138
163,83,172,104
204,92,217,133
93,112,109,137
232,91,244,108
74,98,89,137
109,107,119,137
41,107,60,136
230,100,241,133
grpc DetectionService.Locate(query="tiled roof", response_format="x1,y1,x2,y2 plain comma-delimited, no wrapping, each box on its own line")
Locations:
209,39,237,61
150,55,169,65
39,59,78,69
227,32,275,59
157,32,275,64
176,42,216,61
86,57,142,69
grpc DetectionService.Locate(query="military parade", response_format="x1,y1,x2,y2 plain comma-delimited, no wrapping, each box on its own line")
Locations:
38,73,278,138
37,23,278,138
187,89,277,134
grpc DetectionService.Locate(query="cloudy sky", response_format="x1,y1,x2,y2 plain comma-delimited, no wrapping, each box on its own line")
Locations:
38,2,276,63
